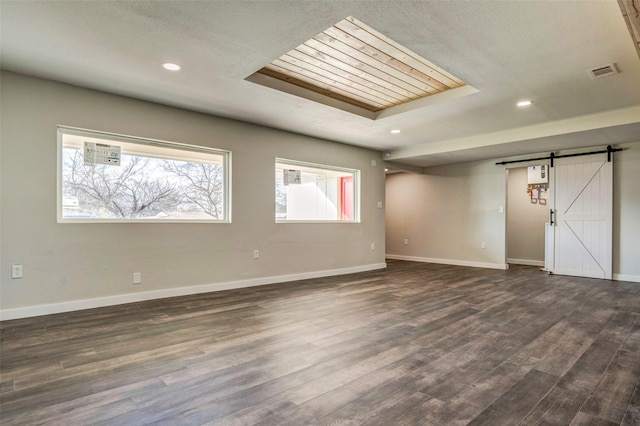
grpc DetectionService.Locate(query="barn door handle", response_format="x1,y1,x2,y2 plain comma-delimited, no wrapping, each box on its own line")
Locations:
549,209,554,225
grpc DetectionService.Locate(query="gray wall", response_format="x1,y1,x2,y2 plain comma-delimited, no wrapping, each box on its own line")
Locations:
385,161,507,268
0,72,386,317
614,141,640,280
386,142,640,281
506,167,549,265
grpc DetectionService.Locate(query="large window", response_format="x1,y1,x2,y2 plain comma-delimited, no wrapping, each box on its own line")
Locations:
58,126,231,223
276,158,359,222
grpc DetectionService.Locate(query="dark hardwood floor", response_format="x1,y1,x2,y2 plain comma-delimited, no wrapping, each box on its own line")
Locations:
1,260,639,425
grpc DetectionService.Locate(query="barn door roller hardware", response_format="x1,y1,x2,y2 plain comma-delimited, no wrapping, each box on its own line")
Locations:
495,145,623,167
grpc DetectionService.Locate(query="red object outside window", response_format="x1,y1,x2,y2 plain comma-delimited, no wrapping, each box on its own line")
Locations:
339,176,353,220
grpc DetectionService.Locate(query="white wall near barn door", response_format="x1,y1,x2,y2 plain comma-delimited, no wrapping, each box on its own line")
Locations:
613,141,640,282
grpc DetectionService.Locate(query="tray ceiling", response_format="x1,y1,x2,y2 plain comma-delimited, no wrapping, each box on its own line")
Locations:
251,16,467,116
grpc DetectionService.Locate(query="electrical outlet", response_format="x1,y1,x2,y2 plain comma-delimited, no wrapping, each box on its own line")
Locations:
377,201,383,208
253,250,260,259
371,160,377,167
404,239,409,245
133,272,142,284
11,264,23,279
481,241,486,249
370,243,375,251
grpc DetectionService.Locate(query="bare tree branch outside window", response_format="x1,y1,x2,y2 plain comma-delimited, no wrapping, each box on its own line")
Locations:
162,161,224,219
62,148,224,220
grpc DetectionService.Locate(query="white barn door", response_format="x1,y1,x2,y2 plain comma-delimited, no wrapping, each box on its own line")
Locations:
549,153,612,279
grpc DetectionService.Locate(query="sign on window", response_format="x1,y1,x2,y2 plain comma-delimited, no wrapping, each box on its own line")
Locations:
283,169,301,186
84,142,121,166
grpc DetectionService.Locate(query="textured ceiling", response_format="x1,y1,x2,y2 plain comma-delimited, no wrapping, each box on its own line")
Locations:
1,1,640,169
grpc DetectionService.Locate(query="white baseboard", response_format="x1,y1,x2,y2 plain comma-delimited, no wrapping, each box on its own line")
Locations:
0,262,387,321
507,258,545,267
613,273,640,283
386,254,508,270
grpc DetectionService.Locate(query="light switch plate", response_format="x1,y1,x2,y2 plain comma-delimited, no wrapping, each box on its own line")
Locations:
11,264,23,279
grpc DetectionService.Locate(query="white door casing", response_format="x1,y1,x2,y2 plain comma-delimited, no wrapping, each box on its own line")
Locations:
549,153,612,279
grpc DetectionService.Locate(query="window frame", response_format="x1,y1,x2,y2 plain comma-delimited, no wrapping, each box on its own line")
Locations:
57,126,232,224
275,158,361,224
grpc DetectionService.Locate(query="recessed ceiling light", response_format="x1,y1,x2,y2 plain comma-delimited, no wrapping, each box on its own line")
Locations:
517,100,533,107
390,129,401,134
162,63,181,71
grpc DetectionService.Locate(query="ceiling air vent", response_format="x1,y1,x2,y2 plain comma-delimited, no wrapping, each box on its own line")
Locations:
587,63,619,79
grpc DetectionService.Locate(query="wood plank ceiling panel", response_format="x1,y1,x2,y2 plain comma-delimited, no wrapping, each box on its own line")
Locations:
257,16,467,112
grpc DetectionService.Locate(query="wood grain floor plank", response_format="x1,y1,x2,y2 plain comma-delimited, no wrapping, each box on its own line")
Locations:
579,349,640,423
4,378,165,425
467,369,559,425
428,358,540,424
621,381,640,426
556,311,638,395
286,342,423,405
570,411,619,425
520,386,586,425
620,319,640,353
226,363,413,425
523,317,603,377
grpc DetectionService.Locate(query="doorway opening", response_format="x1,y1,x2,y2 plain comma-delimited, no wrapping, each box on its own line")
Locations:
506,166,549,267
